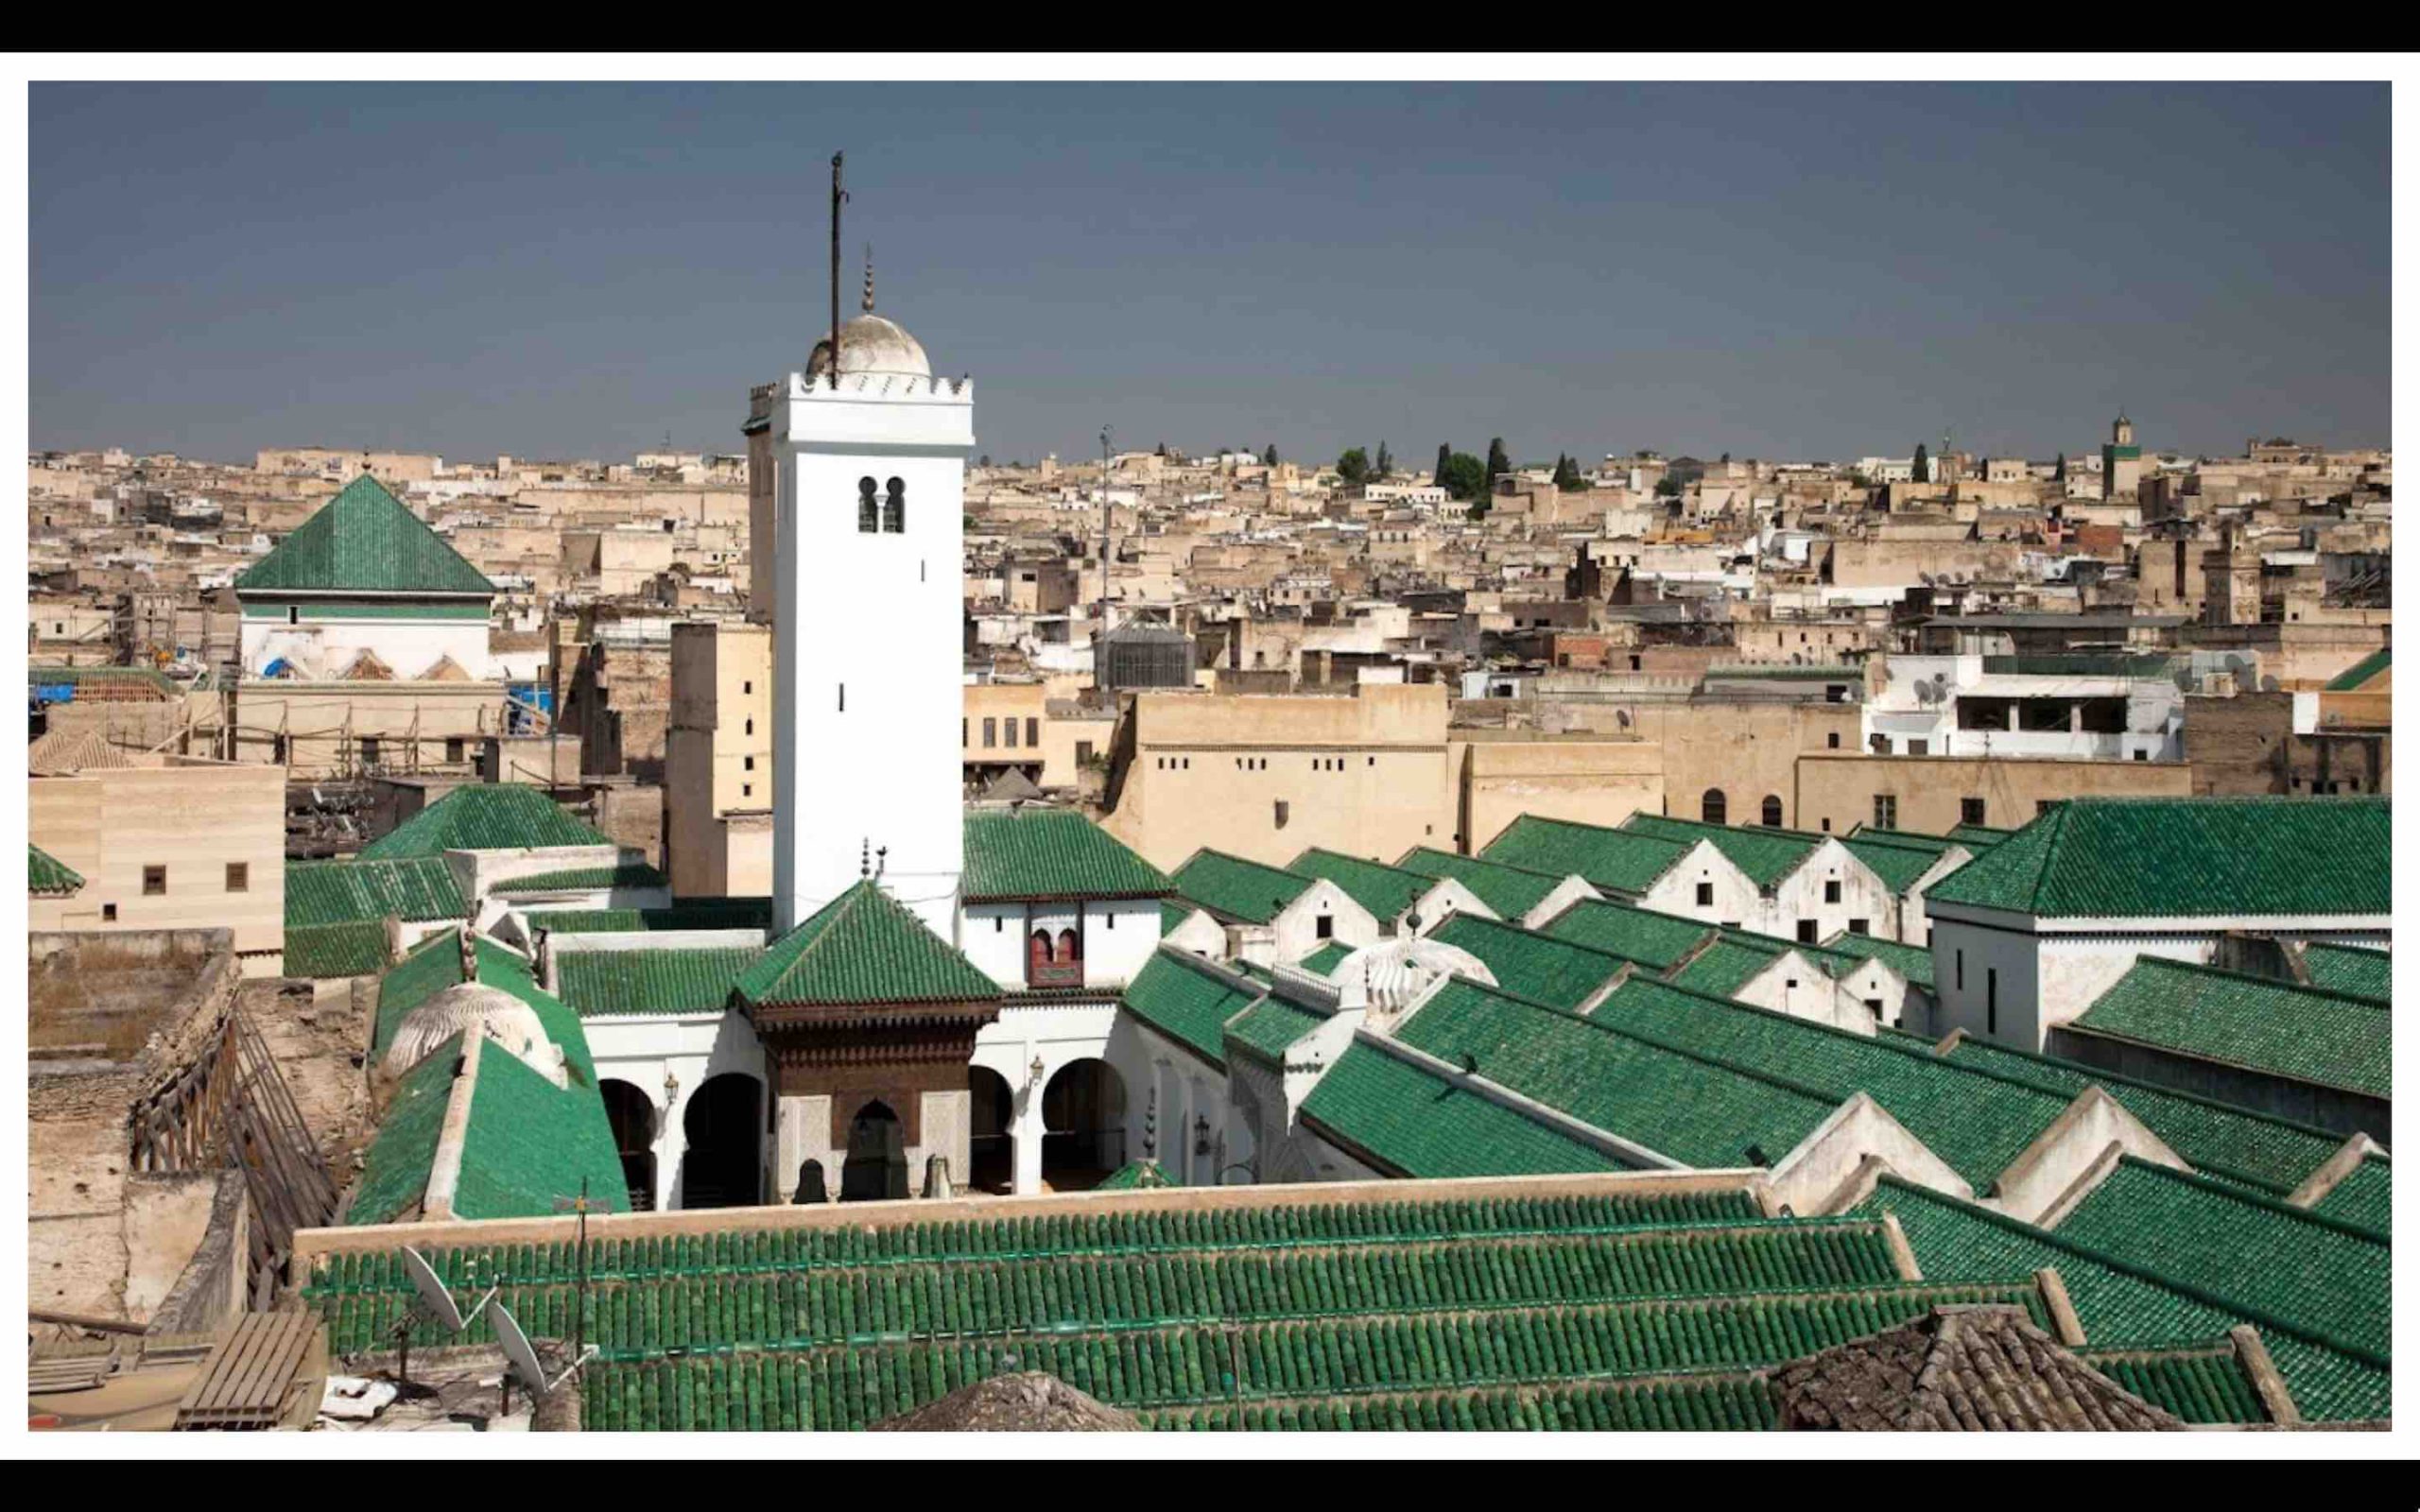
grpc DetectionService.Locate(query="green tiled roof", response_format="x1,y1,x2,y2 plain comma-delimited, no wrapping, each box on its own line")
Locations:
1285,848,1431,921
448,1034,632,1221
2299,943,2391,1001
359,784,614,860
1816,930,1935,990
1428,912,1627,1010
493,861,669,894
2067,957,2390,1098
1143,1376,1784,1432
1395,977,1835,1169
28,844,83,896
1169,849,1314,924
1296,940,1353,976
235,474,495,596
1542,899,1715,971
1668,937,1785,998
470,937,603,1085
344,1031,465,1226
2309,1157,2390,1237
372,928,470,1057
1121,951,1261,1066
2323,645,2390,691
2078,1342,2271,1426
1223,995,1326,1064
962,806,1173,902
1921,1031,2347,1196
1946,823,2014,849
1862,1177,2389,1422
1159,900,1202,936
1841,833,1957,895
1925,798,2392,919
1596,977,2073,1189
736,880,996,1007
2054,1158,2390,1363
282,920,391,979
1623,814,1819,890
286,856,464,927
1392,846,1568,919
525,899,773,935
1478,815,1689,897
1299,1040,1632,1177
1094,1159,1178,1191
554,947,758,1016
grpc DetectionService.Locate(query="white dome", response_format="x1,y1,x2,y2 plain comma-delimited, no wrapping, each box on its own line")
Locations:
385,982,564,1086
1329,934,1496,1017
807,313,931,380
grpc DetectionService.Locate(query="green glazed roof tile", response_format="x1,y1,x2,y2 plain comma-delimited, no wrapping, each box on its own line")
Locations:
236,473,495,595
494,861,669,894
555,947,759,1016
962,806,1173,902
283,919,392,979
28,844,83,896
1392,846,1568,919
2068,956,2390,1098
1542,900,1715,971
1285,848,1432,920
286,855,465,926
1429,912,1628,1010
1622,814,1819,889
359,784,615,860
1169,849,1314,924
2299,943,2391,1001
1816,930,1935,990
1122,951,1262,1065
2308,1157,2390,1237
1478,815,1690,896
736,880,997,1007
1224,995,1326,1064
1299,1040,1631,1178
2323,646,2390,691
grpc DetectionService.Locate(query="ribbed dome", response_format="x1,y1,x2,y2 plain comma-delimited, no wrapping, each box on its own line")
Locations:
807,313,931,381
385,982,563,1086
1332,933,1495,1017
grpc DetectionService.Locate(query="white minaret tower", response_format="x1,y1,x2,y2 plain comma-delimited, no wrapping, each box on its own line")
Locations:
764,246,973,939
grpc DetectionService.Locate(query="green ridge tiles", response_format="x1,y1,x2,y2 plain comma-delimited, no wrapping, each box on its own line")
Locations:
1285,848,1433,921
286,855,465,927
282,920,391,979
1478,815,1690,896
554,948,759,1016
358,784,615,860
1224,996,1327,1065
1623,814,1819,890
2323,646,2390,692
28,844,83,896
1169,849,1315,924
494,862,669,894
343,1033,468,1226
2308,1157,2390,1237
1392,846,1568,919
1122,952,1262,1066
1542,900,1715,971
524,899,773,934
1300,1040,1633,1177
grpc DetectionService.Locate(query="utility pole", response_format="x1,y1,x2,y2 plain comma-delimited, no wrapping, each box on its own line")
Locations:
1098,424,1114,632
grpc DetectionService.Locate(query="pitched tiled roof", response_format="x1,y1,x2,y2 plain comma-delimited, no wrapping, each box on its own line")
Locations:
1295,940,1353,977
2308,1157,2390,1237
1092,1159,1178,1192
736,880,996,1007
1925,798,2392,919
1478,815,1690,896
1285,848,1430,920
1668,937,1787,997
286,856,464,927
2299,943,2391,1001
236,474,495,595
28,844,83,897
344,1031,465,1225
282,919,392,979
2067,957,2390,1098
2054,1158,2390,1364
371,928,470,1057
1862,1176,2389,1421
446,1032,632,1221
1772,1304,2186,1430
1223,995,1325,1064
493,861,669,894
1427,912,1627,1010
1841,833,1960,895
1624,814,1820,889
1120,951,1260,1065
1394,976,1836,1169
555,947,758,1016
1169,849,1314,924
1946,823,2014,850
2323,645,2390,692
1392,846,1567,919
1541,899,1715,971
962,806,1172,902
1299,1040,1633,1177
1817,930,1935,989
358,784,616,860
524,899,773,935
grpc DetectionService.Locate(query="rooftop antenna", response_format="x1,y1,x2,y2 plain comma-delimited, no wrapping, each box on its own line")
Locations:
859,837,871,879
490,1298,596,1418
391,1245,498,1388
828,151,848,389
548,1176,601,1374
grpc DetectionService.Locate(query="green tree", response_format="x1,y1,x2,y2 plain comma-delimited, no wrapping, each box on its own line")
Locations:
1913,443,1929,483
1552,453,1584,490
1263,444,1279,467
1432,443,1452,486
1439,452,1486,502
1485,438,1511,495
1653,473,1683,499
1374,440,1392,477
1335,447,1371,486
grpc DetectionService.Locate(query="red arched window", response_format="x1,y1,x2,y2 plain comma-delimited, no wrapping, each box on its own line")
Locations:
1028,929,1053,977
1056,927,1082,964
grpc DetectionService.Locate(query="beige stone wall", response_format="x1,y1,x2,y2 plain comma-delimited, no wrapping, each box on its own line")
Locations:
1455,739,1665,851
229,680,503,778
1621,699,1860,830
1790,751,2194,836
27,760,285,956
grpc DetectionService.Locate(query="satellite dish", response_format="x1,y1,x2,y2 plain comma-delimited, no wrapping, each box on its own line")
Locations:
400,1246,493,1335
491,1301,595,1405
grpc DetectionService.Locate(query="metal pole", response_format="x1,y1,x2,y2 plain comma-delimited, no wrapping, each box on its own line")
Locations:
1098,425,1113,628
829,153,845,389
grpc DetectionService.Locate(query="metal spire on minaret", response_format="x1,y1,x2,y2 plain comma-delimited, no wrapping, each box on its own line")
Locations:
862,244,875,314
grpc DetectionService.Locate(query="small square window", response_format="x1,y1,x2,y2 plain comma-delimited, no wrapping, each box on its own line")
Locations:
1695,883,1714,907
1824,880,1841,904
1797,920,1817,943
1315,915,1335,940
225,863,248,893
143,866,166,897
1961,798,1987,825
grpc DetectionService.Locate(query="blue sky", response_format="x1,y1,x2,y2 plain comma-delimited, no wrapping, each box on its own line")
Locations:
30,81,2390,468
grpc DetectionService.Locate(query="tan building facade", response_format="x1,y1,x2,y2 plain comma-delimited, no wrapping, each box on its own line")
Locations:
664,622,773,898
1789,751,2194,837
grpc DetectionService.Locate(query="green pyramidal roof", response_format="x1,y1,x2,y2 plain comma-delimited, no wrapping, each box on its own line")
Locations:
737,879,998,1006
236,473,494,596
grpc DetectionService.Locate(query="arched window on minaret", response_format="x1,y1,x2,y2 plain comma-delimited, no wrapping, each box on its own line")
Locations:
883,476,906,533
857,476,878,533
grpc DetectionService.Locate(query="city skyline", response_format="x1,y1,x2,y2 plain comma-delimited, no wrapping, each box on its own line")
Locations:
32,80,2390,468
